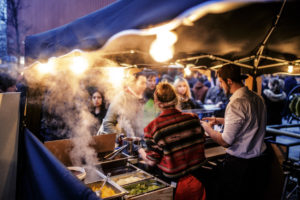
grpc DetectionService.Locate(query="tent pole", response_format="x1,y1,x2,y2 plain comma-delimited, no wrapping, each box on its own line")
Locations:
254,0,286,76
250,0,286,93
252,74,257,92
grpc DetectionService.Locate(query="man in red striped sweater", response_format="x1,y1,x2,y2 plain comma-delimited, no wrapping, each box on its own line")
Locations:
138,82,207,200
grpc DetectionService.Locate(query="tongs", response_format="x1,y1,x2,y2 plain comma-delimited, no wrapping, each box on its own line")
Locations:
103,144,128,160
95,173,111,197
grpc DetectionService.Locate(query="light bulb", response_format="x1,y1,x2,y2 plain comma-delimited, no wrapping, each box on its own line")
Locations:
70,56,89,75
288,65,293,73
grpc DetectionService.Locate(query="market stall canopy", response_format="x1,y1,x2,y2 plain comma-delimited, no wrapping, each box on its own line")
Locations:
25,0,300,75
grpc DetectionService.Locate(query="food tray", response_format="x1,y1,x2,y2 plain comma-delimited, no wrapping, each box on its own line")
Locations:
96,161,139,177
122,178,167,197
86,179,127,200
110,170,153,186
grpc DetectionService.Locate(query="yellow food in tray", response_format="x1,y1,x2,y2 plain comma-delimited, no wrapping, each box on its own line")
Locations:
91,185,116,198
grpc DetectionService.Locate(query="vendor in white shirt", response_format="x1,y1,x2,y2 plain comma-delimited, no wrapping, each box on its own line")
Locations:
201,64,270,200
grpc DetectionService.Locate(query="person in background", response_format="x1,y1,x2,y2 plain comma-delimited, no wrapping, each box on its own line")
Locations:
187,71,201,89
0,72,17,92
262,77,286,125
282,76,298,118
202,75,211,88
173,77,198,110
143,70,160,126
161,74,174,83
201,64,270,200
101,70,147,139
284,76,297,95
139,82,207,200
192,78,208,104
204,78,228,106
88,88,107,135
262,74,271,91
144,70,158,102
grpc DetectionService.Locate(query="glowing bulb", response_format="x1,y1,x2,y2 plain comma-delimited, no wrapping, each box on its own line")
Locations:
150,31,177,62
288,65,294,73
184,66,192,76
19,56,25,65
70,56,89,75
107,67,124,87
156,31,177,46
36,60,55,75
150,41,174,62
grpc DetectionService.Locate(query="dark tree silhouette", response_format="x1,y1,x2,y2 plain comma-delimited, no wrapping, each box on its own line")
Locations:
7,0,30,61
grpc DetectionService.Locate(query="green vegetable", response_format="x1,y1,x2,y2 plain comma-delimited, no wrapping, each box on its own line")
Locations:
126,181,163,195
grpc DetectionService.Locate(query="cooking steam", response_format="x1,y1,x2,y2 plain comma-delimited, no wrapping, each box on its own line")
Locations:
24,53,141,170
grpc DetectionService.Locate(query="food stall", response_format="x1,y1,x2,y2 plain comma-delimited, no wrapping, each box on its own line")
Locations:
43,133,174,200
14,0,300,199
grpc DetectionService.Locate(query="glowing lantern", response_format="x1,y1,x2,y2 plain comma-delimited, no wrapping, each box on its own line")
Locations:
107,67,125,87
36,60,55,75
288,65,294,73
184,66,192,76
70,56,89,75
150,31,177,62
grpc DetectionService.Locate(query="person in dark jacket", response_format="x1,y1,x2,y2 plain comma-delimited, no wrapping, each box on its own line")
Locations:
192,79,208,104
0,72,17,92
284,76,297,96
262,77,286,125
204,78,227,106
89,88,107,135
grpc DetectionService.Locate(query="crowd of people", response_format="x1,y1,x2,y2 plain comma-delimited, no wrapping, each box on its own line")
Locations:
262,75,299,124
1,69,299,134
1,66,299,199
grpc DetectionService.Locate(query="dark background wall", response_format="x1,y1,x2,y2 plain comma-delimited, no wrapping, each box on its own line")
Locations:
8,0,116,56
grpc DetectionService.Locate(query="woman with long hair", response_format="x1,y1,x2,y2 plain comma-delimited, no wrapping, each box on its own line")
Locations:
174,77,197,110
89,88,107,134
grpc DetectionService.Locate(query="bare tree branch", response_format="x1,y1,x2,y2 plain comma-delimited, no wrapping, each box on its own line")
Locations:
7,0,30,59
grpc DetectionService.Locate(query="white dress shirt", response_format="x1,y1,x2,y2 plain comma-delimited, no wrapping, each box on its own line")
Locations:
222,87,267,158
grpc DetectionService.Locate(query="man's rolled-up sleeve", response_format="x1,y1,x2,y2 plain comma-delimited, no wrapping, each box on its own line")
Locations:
222,99,246,145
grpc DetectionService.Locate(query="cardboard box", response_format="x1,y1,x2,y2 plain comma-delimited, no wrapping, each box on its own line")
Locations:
45,134,116,166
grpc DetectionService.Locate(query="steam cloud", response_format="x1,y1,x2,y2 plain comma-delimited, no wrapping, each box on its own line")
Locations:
24,54,129,171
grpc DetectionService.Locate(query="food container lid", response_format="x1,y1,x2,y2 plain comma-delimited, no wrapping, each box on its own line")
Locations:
67,166,86,181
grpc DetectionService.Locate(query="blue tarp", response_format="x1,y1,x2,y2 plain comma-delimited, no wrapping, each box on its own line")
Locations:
25,0,205,61
24,0,300,74
20,128,99,200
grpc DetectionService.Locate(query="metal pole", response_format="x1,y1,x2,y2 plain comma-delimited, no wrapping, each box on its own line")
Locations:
266,127,300,139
